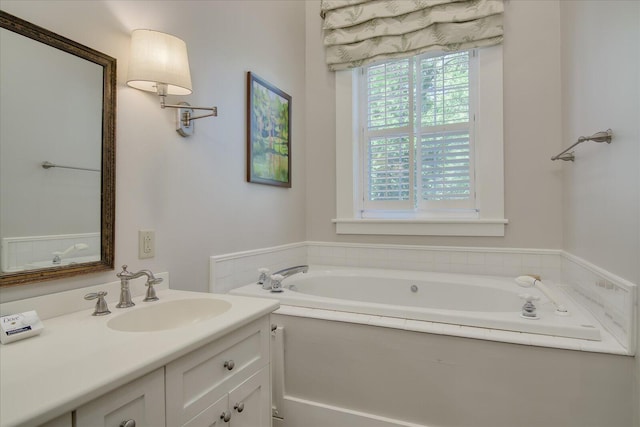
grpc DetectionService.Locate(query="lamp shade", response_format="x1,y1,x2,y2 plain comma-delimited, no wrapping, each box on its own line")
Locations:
126,29,192,95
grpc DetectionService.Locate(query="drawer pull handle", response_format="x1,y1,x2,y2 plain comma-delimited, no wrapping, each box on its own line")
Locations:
120,420,136,427
220,411,231,422
223,360,235,370
234,402,245,413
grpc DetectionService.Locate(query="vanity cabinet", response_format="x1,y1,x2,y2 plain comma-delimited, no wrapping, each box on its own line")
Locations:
166,317,271,426
72,316,271,427
75,368,165,427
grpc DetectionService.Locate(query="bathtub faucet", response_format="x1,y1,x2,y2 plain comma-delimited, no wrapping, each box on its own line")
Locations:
273,265,309,278
262,265,308,290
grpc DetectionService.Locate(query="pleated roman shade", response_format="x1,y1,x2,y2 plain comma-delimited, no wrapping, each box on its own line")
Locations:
321,0,504,71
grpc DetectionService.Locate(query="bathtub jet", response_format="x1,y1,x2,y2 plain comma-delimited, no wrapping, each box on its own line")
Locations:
515,275,569,315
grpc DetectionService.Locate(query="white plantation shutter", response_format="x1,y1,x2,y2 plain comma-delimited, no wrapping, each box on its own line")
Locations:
363,59,414,209
367,135,412,204
419,130,473,208
417,51,474,210
366,59,411,130
362,50,475,214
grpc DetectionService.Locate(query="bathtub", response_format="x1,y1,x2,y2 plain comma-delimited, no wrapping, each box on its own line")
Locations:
230,266,601,341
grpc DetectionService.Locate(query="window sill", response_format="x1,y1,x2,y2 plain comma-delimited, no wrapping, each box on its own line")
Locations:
332,218,508,236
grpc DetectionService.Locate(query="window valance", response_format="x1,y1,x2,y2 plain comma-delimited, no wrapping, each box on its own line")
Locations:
321,0,504,71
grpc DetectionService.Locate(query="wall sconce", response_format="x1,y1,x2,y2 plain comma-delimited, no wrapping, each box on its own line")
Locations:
126,29,217,137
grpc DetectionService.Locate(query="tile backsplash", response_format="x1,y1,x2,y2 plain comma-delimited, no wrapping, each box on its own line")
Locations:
305,242,562,279
210,242,563,291
562,253,636,352
210,241,636,352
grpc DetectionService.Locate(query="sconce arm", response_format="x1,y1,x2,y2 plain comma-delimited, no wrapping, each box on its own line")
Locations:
157,87,217,136
160,103,218,120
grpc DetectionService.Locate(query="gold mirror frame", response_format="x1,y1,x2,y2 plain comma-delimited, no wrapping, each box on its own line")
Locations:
0,10,115,287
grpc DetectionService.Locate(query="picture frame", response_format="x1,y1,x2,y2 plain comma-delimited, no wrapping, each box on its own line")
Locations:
247,72,291,188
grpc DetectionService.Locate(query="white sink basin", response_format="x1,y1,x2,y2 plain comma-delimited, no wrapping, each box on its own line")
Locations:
107,298,232,332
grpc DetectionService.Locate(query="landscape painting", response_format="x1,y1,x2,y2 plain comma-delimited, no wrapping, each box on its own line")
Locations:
247,72,291,187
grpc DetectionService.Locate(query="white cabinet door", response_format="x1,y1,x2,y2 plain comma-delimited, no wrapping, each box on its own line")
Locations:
166,317,270,426
228,367,270,427
75,368,165,427
182,366,271,427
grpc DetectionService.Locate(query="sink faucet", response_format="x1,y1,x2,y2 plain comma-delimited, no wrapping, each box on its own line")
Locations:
116,265,163,308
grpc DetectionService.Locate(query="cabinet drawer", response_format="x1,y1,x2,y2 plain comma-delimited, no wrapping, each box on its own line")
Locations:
166,317,270,426
184,367,270,427
227,366,270,427
183,394,228,427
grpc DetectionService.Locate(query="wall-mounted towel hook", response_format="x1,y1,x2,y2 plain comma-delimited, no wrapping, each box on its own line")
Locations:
551,129,613,161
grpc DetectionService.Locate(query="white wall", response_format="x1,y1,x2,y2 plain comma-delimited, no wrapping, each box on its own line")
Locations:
559,1,640,424
304,0,564,249
0,0,306,301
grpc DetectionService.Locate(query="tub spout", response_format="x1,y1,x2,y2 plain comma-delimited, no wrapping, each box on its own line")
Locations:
273,265,309,279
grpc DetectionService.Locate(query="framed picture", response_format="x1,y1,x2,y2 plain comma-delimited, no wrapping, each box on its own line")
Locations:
247,72,291,187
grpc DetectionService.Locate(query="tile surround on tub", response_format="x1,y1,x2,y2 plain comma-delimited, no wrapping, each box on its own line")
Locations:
210,242,565,294
561,251,637,353
305,242,563,280
210,241,636,352
274,305,627,355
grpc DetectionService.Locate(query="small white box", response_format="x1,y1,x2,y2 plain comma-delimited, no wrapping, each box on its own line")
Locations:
0,310,44,344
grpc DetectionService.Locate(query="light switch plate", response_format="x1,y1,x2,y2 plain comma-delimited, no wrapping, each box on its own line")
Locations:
138,230,155,259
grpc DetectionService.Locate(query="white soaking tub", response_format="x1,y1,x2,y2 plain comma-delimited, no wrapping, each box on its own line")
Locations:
231,266,601,341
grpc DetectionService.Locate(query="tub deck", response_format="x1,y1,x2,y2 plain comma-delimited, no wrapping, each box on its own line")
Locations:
231,266,601,341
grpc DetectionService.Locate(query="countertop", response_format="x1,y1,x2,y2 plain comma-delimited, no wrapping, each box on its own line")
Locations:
0,289,279,427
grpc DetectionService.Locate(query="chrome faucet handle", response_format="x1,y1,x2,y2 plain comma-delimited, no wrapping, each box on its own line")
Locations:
84,291,111,316
117,264,132,278
143,277,162,302
257,268,270,285
270,274,284,293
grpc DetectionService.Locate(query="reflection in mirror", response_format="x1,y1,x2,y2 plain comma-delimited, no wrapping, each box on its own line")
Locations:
0,10,115,286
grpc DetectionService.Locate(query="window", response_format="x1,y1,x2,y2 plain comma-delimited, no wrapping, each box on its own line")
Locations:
334,45,506,236
362,51,475,214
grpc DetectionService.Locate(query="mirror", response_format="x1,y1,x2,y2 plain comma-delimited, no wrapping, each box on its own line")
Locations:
0,10,115,286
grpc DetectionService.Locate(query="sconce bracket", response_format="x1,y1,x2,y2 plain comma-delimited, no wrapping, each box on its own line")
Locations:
176,102,195,137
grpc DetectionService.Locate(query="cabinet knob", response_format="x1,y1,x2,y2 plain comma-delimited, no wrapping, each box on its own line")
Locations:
223,360,235,371
120,420,136,427
234,402,245,413
220,411,231,422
